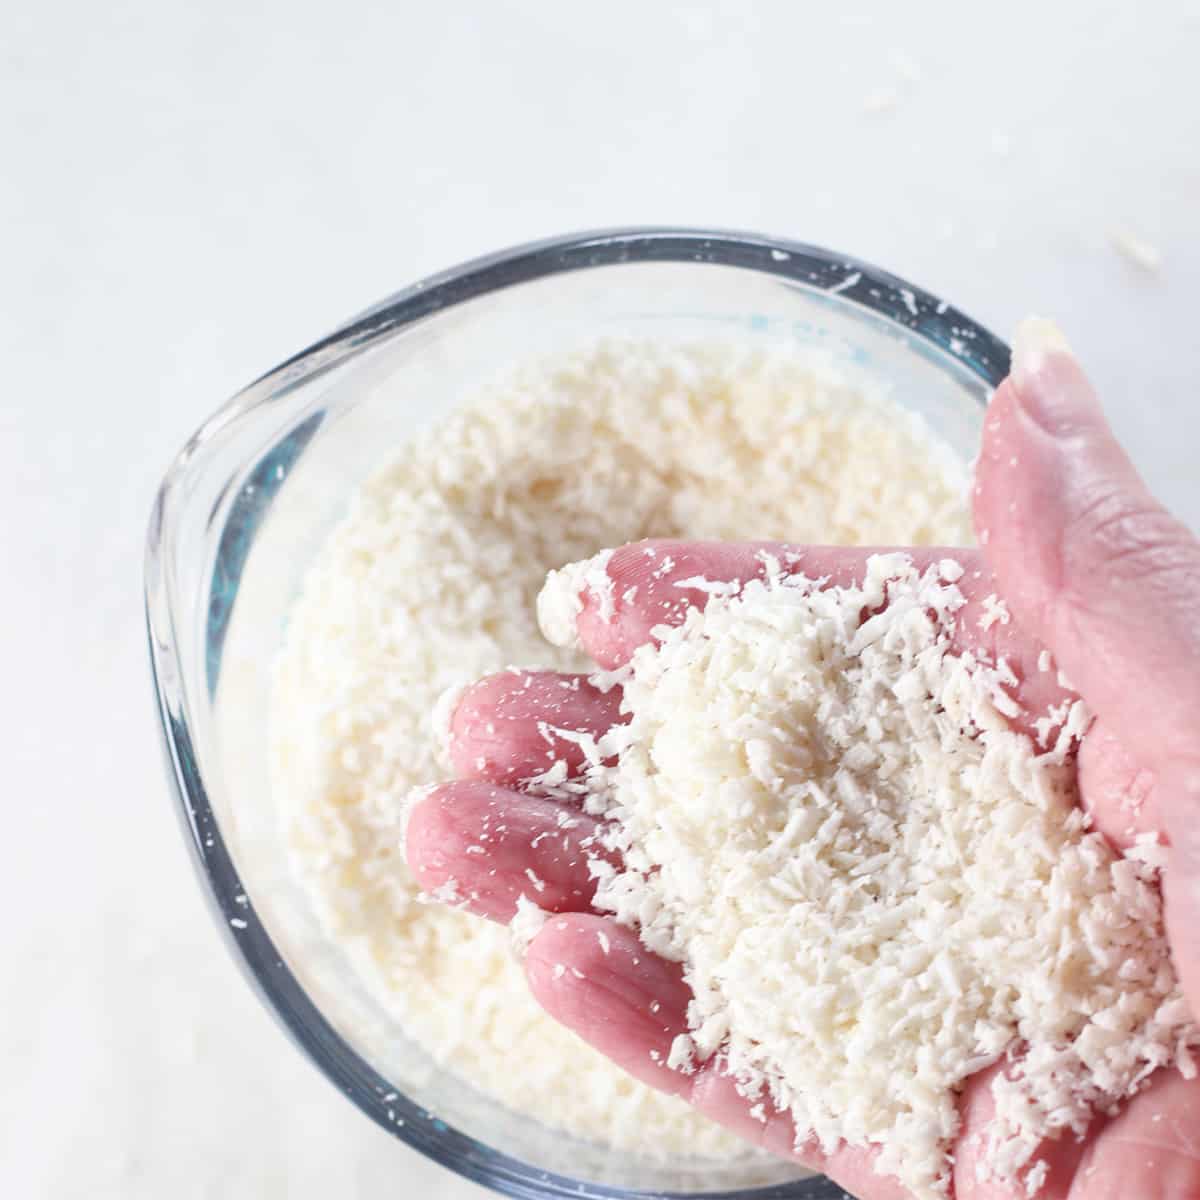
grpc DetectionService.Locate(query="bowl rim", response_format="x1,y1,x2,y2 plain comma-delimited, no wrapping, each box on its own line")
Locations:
144,226,1008,1200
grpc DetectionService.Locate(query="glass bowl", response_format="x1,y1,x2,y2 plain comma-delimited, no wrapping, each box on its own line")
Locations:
145,228,1007,1200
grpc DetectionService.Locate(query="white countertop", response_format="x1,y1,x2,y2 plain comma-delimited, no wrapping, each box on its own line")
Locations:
3,2,1197,1196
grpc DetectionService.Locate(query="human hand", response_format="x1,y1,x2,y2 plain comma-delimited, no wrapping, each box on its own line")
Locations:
405,325,1200,1197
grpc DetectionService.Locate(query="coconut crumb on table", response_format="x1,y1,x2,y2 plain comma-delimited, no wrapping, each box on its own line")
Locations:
1108,228,1163,273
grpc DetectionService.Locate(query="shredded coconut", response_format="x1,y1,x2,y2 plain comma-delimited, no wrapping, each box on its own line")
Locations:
978,594,1011,630
538,549,615,650
546,553,1197,1198
271,339,973,1160
509,894,549,955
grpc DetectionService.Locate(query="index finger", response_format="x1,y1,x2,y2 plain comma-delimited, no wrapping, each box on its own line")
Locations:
541,539,1074,746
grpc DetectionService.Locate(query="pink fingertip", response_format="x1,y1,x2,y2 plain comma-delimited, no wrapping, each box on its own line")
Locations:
525,914,693,1093
448,671,624,785
405,782,603,922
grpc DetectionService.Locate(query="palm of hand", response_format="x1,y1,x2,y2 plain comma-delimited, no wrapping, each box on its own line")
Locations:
407,356,1200,1197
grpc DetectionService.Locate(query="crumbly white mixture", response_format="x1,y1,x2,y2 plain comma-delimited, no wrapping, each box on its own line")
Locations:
271,339,972,1158
534,553,1198,1197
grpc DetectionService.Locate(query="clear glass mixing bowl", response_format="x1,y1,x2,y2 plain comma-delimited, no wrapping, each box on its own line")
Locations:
145,228,1007,1200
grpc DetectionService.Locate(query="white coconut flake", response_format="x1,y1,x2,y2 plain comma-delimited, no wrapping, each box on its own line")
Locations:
538,550,616,648
1109,228,1163,273
422,878,463,906
673,575,742,597
1024,1160,1049,1196
978,594,1011,630
667,1033,699,1074
509,894,549,955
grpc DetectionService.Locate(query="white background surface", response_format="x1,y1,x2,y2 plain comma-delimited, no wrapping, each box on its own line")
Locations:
3,3,1197,1197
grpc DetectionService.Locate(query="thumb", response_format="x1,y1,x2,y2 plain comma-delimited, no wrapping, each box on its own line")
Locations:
975,319,1200,773
975,318,1200,1006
